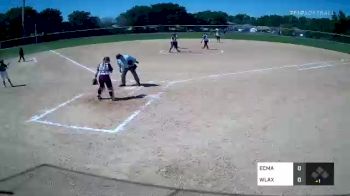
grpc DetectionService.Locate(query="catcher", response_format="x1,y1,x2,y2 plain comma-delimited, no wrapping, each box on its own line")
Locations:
116,53,141,87
93,57,114,100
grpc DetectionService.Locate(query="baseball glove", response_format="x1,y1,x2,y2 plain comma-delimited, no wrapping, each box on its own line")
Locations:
92,78,98,85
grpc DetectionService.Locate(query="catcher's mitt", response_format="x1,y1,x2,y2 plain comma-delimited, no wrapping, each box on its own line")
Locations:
92,78,98,85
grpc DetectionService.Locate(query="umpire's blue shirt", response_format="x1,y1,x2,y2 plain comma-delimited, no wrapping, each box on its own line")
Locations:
117,55,137,72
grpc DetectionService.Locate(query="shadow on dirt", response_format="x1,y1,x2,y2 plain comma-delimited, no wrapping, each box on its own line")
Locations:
114,94,146,101
126,83,159,87
141,83,159,87
99,94,146,101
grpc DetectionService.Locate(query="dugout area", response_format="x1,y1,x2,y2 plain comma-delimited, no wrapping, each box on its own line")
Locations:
0,39,350,195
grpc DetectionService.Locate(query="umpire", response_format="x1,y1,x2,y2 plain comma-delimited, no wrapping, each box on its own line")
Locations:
116,53,141,87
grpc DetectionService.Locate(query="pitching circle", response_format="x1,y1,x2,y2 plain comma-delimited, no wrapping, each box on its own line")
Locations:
160,49,224,55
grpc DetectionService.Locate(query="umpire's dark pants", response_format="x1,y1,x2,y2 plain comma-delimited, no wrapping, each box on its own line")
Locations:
121,66,140,85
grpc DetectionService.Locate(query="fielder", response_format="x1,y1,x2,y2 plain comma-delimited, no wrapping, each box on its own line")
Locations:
215,28,221,43
116,53,141,87
18,47,25,62
169,33,180,53
201,33,209,49
94,57,114,100
0,60,14,87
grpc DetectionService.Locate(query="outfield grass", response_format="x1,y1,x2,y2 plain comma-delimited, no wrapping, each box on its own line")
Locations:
1,32,349,59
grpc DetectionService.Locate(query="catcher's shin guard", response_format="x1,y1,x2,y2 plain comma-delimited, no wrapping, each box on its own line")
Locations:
108,89,114,100
98,87,103,95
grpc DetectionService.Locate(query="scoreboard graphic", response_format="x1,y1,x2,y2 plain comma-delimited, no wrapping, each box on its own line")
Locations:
257,162,334,186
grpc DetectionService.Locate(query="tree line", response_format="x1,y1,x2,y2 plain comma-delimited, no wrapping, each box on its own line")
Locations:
0,7,102,41
118,3,350,34
1,3,349,41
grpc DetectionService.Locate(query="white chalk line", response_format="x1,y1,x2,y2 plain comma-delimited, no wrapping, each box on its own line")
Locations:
113,110,142,133
162,60,349,88
111,60,350,132
27,94,115,133
27,94,83,122
163,64,300,89
298,64,334,71
50,50,95,73
50,50,119,82
28,56,348,133
33,119,115,133
27,77,162,133
298,61,350,71
113,92,164,132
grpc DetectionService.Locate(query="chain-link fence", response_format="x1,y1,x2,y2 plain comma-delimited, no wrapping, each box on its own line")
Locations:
1,25,350,49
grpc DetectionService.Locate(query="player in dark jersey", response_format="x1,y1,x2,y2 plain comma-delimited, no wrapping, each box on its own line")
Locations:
0,59,14,87
94,57,114,100
18,47,25,62
169,33,180,53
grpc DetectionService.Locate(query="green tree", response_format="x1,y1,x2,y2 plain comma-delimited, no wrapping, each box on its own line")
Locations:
116,13,129,26
0,13,8,40
149,3,193,25
117,6,151,26
193,11,228,25
116,3,194,26
68,11,100,30
4,7,38,38
38,8,63,33
229,14,255,24
333,11,349,34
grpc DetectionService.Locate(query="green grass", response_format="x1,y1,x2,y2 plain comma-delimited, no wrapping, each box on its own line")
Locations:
1,32,349,59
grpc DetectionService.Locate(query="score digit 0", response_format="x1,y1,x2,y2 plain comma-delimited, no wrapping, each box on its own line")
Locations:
294,163,306,185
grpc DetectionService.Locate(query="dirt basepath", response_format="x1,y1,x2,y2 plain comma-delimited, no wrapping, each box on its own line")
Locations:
0,39,350,195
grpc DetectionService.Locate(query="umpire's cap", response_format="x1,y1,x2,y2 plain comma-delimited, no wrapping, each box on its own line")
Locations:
116,54,122,59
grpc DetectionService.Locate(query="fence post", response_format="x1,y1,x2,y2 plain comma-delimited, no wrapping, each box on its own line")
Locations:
35,24,38,44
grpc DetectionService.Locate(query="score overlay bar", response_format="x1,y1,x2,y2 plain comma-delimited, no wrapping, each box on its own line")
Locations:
257,162,334,186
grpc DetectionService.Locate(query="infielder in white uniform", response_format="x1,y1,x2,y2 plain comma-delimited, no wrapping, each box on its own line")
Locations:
201,33,210,49
116,54,141,87
215,28,221,43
